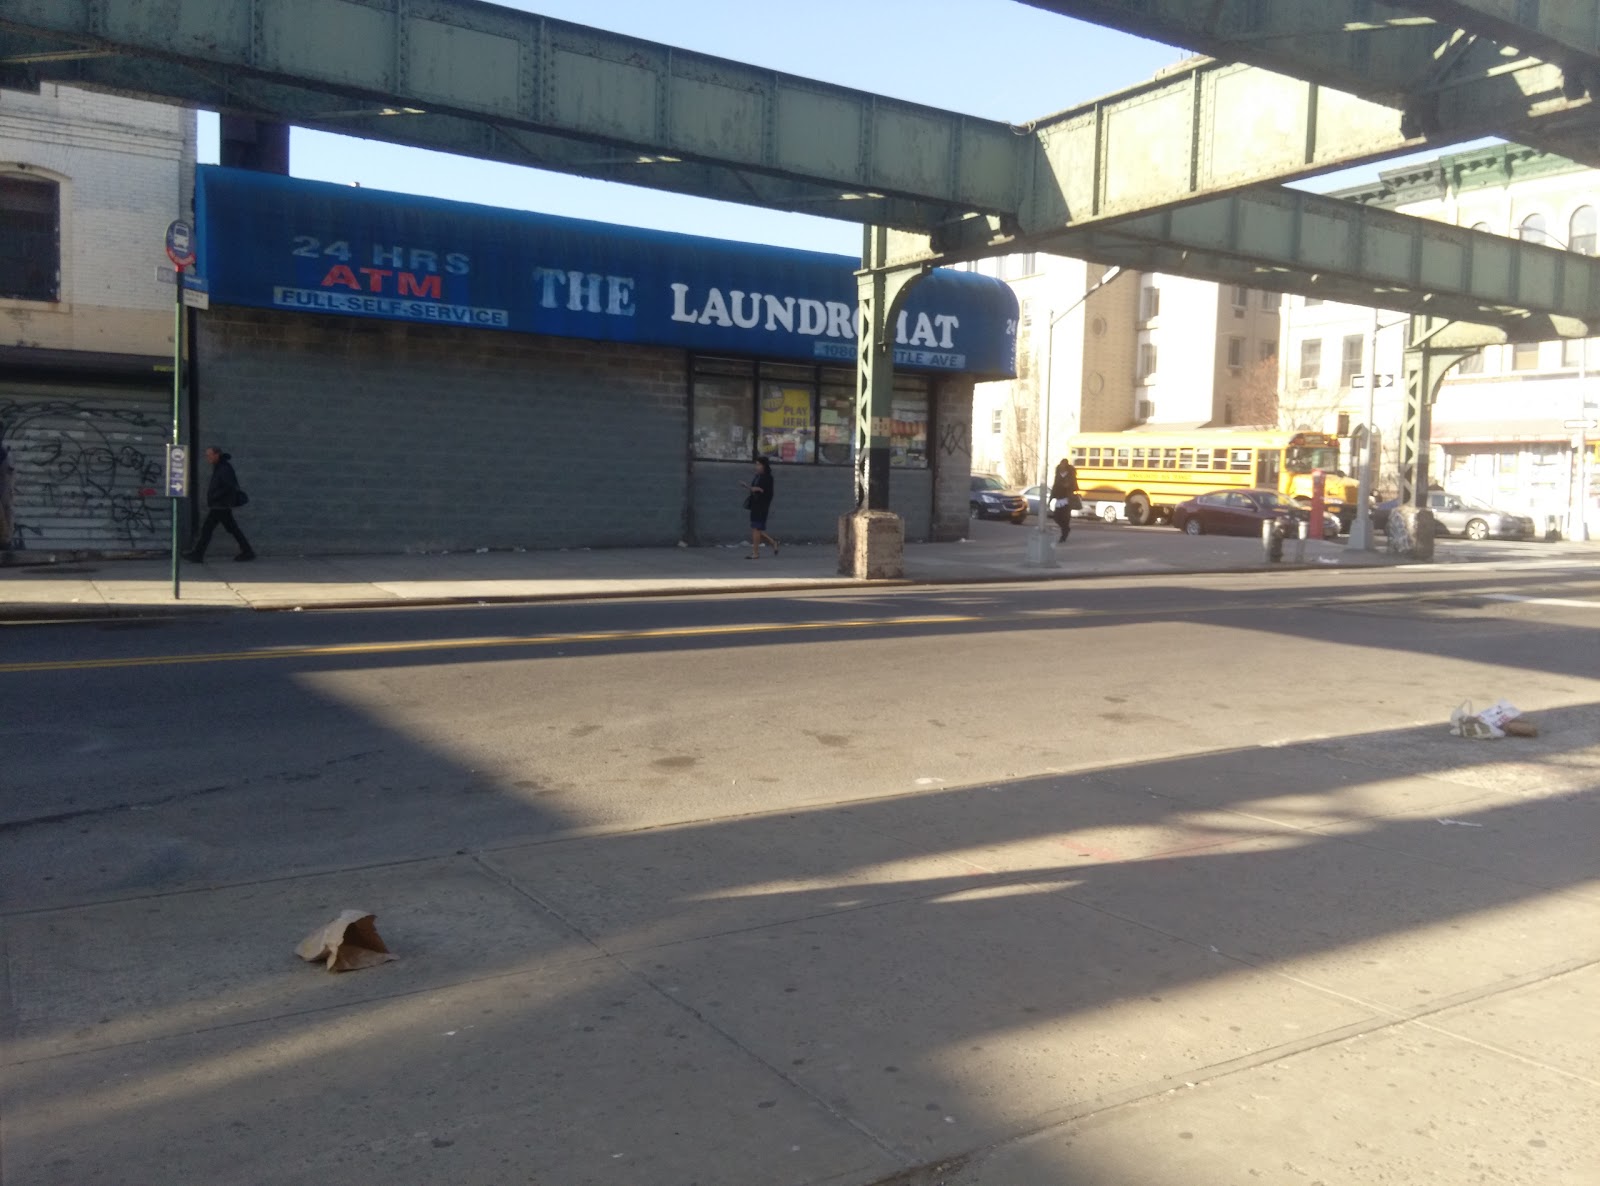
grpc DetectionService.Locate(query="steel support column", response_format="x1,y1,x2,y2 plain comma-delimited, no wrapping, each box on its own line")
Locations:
1392,316,1478,558
854,227,927,512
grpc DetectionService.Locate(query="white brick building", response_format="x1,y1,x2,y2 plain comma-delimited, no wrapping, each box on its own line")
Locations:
1,84,195,551
1281,144,1599,538
969,255,1279,488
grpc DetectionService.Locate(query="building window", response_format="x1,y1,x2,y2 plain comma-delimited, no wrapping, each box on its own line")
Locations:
1259,340,1277,361
1299,338,1322,386
1512,340,1541,371
990,409,1003,434
1227,337,1244,369
1017,252,1037,276
1231,286,1248,315
1261,291,1282,312
1303,296,1322,307
1518,212,1549,245
0,173,60,302
818,372,854,465
1140,285,1160,322
889,375,930,468
1563,337,1590,368
758,362,818,463
1341,334,1364,387
692,358,919,466
1571,206,1597,256
1138,342,1158,382
1457,348,1485,374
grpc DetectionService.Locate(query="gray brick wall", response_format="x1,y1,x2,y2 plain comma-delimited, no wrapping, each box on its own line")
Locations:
195,309,978,554
932,375,975,540
690,460,933,546
196,310,688,554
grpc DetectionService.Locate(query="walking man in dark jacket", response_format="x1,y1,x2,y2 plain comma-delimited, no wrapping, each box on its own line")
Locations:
183,446,255,562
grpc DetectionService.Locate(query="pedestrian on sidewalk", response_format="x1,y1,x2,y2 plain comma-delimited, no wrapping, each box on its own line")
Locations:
1049,456,1080,542
740,455,779,559
183,445,255,563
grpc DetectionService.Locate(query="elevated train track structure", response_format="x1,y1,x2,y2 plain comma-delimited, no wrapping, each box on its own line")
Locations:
7,0,1600,558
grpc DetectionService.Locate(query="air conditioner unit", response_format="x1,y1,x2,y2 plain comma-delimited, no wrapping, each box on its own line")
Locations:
1299,377,1319,389
1136,400,1155,421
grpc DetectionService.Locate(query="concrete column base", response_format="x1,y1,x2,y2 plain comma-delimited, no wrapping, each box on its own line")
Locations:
1385,506,1435,561
838,510,905,579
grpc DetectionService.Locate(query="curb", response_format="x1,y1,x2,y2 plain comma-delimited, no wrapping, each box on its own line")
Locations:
0,556,1414,624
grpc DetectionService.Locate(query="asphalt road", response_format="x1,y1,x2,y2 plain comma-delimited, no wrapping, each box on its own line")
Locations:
4,564,1599,1184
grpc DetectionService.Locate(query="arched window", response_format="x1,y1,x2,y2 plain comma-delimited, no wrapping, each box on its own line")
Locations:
1518,213,1549,245
1470,221,1491,233
0,171,60,302
1570,206,1597,255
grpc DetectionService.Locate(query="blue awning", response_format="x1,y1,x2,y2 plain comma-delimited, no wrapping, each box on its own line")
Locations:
194,167,1018,379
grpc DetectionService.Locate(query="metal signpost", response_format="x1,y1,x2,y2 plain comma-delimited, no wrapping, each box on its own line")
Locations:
164,220,194,599
1347,314,1405,552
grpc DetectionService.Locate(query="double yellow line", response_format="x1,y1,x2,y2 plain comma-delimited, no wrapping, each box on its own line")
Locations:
0,614,980,674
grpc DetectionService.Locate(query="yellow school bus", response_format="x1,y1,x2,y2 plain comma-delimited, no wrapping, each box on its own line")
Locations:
1066,430,1359,529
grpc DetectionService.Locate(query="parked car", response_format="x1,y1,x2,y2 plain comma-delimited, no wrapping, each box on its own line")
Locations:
970,475,1029,523
1171,489,1341,538
1371,492,1535,540
1022,484,1113,520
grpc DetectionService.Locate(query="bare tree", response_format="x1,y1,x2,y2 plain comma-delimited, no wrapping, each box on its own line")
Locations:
1001,321,1041,485
1228,356,1282,427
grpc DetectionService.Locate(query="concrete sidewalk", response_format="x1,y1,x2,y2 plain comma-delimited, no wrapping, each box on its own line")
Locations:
0,526,1398,618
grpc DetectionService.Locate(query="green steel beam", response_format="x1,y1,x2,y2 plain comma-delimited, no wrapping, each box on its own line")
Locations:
1059,189,1600,337
0,0,1022,229
2,0,1596,237
4,0,1599,340
1018,1,1600,164
920,187,1600,340
1390,2,1600,69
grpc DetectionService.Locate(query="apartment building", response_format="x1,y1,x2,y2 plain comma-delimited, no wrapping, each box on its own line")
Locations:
1281,143,1598,537
969,255,1279,486
1,83,196,552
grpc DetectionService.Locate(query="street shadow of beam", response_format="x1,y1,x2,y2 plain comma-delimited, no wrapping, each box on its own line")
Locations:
3,684,1598,1184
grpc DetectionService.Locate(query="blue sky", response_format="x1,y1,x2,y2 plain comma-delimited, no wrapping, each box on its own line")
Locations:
194,0,1420,254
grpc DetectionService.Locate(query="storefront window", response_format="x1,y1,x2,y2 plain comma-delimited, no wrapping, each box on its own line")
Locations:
691,356,930,469
890,377,929,468
758,363,817,463
818,370,854,465
692,358,754,460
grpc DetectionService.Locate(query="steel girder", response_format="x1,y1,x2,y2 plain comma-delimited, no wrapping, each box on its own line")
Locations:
1,0,1595,240
0,0,1021,233
1039,188,1600,342
1019,1,1600,166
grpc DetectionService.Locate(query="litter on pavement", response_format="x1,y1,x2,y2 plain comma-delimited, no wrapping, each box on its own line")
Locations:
295,910,397,972
1449,699,1539,739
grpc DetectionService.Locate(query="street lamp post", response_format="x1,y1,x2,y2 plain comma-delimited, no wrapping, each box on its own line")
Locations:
1027,265,1123,567
1570,336,1590,542
1348,312,1408,552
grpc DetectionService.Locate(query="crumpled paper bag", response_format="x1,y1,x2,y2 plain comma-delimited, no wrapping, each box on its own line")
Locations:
295,910,396,972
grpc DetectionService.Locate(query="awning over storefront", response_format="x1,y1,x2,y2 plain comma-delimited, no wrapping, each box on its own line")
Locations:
194,167,1018,379
1431,419,1571,444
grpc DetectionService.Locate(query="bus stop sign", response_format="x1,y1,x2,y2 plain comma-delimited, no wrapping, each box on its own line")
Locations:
165,220,195,270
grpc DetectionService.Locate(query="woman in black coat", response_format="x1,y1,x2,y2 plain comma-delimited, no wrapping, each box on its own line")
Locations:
740,456,779,559
1049,457,1079,543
